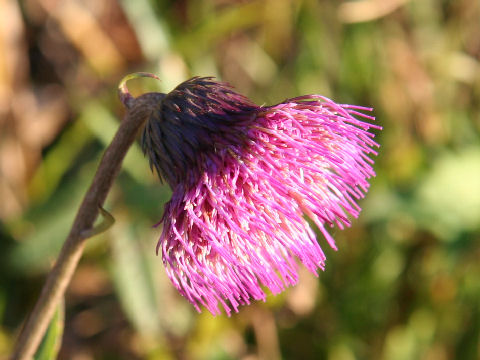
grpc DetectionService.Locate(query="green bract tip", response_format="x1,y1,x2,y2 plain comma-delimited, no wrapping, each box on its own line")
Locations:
118,72,161,108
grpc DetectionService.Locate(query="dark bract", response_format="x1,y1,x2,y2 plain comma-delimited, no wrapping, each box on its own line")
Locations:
141,77,257,187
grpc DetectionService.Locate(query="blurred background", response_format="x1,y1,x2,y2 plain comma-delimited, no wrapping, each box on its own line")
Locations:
1,0,479,359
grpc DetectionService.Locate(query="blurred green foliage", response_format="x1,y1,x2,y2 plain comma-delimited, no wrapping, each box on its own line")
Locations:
34,302,64,360
1,0,479,359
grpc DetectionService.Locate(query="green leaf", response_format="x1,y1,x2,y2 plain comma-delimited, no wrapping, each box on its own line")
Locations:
175,1,266,58
81,101,153,185
9,165,93,274
34,300,65,360
28,119,91,204
118,0,170,61
415,146,480,240
109,224,161,338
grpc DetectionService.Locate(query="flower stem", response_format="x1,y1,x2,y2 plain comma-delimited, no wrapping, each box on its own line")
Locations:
11,91,163,360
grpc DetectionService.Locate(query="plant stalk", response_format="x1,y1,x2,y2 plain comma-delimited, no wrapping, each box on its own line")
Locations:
11,91,163,360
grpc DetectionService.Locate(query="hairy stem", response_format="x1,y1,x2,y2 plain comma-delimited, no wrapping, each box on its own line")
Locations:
11,92,163,360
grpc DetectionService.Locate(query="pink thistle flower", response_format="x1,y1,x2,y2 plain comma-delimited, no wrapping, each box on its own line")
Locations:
141,77,381,315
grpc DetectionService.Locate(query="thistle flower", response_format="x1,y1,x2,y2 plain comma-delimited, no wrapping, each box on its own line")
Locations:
140,76,380,315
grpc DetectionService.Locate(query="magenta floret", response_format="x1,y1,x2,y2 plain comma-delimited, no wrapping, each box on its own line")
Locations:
142,78,381,315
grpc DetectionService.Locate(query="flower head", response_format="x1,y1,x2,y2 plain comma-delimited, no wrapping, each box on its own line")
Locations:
141,77,380,315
